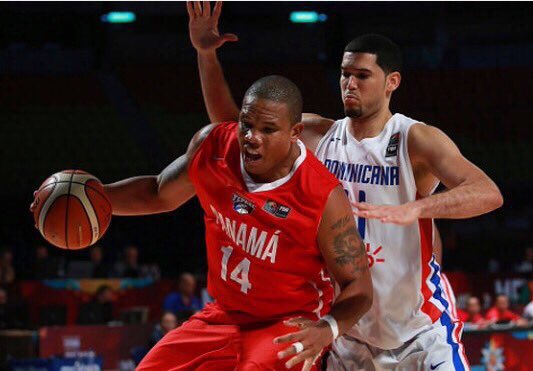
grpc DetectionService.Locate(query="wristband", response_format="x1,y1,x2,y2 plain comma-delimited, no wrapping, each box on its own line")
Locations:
321,314,339,339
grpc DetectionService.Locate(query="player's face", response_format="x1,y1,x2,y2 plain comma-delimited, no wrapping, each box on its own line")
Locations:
238,97,301,182
340,52,389,118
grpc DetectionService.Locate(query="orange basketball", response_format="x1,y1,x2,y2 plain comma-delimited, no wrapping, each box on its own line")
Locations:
33,170,112,250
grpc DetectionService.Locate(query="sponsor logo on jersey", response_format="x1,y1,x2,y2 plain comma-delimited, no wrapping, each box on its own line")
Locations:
263,200,291,218
430,361,446,370
232,193,255,215
385,132,400,157
324,159,400,186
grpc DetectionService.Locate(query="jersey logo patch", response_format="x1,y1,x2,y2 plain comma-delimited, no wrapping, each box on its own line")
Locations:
232,193,255,215
263,200,291,218
385,132,400,157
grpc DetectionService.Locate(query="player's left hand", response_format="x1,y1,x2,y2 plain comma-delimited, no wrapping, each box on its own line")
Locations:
353,201,422,225
274,317,332,370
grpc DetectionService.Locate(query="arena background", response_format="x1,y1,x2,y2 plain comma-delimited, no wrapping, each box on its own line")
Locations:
0,2,531,370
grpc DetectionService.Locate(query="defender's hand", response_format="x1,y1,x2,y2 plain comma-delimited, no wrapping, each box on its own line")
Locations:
274,317,333,370
353,201,422,225
187,1,238,54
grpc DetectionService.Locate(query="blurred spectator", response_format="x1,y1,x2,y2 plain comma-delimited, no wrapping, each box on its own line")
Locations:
149,311,178,348
31,245,62,279
163,273,202,320
114,245,160,280
114,245,141,278
77,284,115,325
487,258,500,273
514,247,533,274
0,248,15,285
485,294,527,326
523,300,533,321
458,297,487,328
201,287,213,308
89,245,110,278
0,287,28,329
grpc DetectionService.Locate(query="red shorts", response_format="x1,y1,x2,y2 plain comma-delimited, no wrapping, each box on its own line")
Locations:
137,303,321,371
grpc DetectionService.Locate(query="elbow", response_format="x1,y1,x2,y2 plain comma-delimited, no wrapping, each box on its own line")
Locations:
362,287,373,314
488,186,504,211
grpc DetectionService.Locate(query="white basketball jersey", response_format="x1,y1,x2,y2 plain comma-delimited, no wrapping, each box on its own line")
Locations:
316,113,453,349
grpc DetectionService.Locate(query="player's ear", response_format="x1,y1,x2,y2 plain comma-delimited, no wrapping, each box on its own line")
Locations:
386,72,401,93
290,122,304,142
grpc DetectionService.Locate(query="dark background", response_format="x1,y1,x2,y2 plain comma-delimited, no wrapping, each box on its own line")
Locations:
0,1,531,278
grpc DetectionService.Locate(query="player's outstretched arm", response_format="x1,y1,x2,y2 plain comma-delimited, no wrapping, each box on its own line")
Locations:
104,125,215,216
354,124,504,224
274,186,372,369
188,1,240,123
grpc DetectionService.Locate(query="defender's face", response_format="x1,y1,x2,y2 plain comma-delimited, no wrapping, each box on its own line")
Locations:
238,97,298,182
340,52,387,118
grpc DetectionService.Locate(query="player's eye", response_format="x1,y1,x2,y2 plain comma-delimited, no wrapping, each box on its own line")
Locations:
262,127,276,134
341,71,350,78
357,74,370,80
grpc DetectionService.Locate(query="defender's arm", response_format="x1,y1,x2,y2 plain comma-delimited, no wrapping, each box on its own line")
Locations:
354,124,503,224
408,124,503,219
189,2,334,149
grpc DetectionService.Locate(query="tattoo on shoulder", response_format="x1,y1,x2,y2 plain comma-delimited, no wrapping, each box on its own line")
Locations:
331,216,367,274
330,215,351,230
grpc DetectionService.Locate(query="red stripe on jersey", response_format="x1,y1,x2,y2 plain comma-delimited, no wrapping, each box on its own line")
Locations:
441,273,458,319
418,216,441,322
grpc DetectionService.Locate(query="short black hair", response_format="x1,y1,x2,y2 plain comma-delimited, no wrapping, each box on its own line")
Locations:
244,75,303,124
344,34,402,74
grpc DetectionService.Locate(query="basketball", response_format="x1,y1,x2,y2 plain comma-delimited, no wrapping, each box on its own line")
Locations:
33,170,112,250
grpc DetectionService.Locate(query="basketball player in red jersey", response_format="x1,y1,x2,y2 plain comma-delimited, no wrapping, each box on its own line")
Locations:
99,75,372,370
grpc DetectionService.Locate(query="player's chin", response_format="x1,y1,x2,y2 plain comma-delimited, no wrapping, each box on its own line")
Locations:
344,105,362,118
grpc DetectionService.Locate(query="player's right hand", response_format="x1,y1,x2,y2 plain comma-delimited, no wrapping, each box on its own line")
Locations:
187,1,238,54
274,317,333,370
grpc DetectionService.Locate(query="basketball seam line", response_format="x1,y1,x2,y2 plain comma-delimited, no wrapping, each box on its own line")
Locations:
64,171,75,250
84,183,102,235
40,182,56,237
38,180,111,208
74,192,93,247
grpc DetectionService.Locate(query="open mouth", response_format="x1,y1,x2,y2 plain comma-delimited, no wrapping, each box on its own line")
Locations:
244,149,262,163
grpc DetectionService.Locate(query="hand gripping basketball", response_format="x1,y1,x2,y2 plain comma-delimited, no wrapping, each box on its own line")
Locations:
31,170,112,250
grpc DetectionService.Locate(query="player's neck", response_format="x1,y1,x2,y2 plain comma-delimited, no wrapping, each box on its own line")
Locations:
248,142,301,184
347,108,393,141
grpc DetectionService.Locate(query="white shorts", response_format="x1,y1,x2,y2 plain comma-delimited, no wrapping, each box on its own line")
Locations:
327,317,469,371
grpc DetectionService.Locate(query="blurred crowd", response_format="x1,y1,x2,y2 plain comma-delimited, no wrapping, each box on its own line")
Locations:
27,244,161,281
457,294,531,330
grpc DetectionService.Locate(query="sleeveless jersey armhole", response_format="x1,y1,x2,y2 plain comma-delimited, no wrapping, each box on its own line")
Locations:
314,119,343,156
405,122,440,196
188,123,232,171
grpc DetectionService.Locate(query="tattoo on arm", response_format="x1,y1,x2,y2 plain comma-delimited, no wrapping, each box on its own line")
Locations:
331,216,367,274
330,215,352,230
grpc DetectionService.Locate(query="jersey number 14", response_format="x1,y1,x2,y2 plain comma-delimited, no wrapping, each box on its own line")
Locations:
220,246,252,294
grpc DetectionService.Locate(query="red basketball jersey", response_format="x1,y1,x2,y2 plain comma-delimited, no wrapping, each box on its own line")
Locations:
188,122,339,321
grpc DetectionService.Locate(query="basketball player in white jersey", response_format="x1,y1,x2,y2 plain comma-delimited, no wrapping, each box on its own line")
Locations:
187,3,503,369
